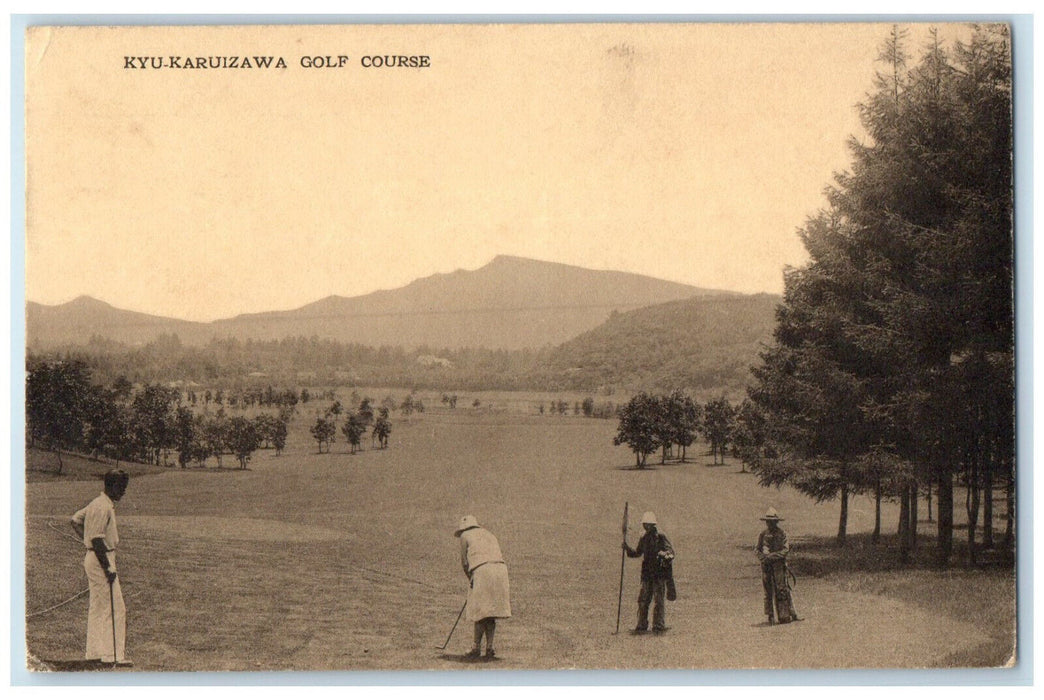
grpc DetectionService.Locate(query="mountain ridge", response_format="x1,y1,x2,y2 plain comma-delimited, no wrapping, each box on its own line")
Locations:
216,255,723,322
27,255,741,350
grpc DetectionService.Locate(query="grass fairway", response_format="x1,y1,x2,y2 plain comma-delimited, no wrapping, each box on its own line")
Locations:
26,411,1015,671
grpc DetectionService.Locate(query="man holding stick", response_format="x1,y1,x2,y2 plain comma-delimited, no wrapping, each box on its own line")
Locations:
71,470,131,666
755,507,798,625
623,511,675,634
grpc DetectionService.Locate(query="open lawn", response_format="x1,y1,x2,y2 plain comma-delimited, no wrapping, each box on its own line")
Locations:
25,411,1015,671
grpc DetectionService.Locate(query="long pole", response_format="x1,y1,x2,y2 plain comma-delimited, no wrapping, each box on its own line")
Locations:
615,502,628,634
108,579,118,666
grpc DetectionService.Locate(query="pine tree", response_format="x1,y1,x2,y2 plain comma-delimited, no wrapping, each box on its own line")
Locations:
748,26,1013,560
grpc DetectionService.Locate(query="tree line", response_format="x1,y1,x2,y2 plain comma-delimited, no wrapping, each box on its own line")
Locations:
39,295,770,397
26,356,292,472
308,398,396,455
540,397,616,418
613,391,738,468
182,385,303,410
45,334,562,392
735,27,1013,567
613,28,1013,568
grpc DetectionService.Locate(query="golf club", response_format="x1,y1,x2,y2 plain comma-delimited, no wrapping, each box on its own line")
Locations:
108,577,117,667
436,600,467,650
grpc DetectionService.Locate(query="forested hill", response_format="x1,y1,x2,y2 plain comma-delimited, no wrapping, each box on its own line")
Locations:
26,292,781,396
540,293,780,397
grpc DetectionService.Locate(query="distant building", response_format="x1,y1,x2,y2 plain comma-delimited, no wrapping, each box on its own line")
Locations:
416,354,452,368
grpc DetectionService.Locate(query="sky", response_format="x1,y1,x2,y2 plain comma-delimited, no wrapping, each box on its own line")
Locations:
25,22,975,322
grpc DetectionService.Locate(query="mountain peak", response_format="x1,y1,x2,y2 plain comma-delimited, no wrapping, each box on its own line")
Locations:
488,254,531,264
66,295,112,309
486,254,577,267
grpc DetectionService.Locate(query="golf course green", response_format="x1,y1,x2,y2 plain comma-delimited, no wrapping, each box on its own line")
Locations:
25,409,1015,671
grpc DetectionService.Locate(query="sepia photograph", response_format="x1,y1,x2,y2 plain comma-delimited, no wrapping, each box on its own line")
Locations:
17,19,1019,676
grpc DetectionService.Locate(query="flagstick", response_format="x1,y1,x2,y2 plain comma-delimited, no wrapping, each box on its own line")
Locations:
615,501,628,634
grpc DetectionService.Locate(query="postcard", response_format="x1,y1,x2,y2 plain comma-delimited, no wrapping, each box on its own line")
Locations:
21,21,1016,674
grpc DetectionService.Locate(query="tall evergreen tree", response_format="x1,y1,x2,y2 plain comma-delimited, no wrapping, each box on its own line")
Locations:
748,26,1013,562
831,26,1013,564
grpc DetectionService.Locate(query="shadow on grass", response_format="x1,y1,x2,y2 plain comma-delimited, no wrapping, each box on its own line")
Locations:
26,465,166,483
788,532,1015,578
614,458,728,472
180,464,252,473
613,463,662,471
786,533,1015,667
24,447,265,482
436,652,496,664
749,618,805,628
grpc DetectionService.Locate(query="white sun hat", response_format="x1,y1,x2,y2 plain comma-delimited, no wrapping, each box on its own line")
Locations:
454,514,480,536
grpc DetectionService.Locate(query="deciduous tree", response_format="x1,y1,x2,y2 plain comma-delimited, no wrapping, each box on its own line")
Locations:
342,413,366,454
701,396,735,466
310,416,336,454
613,392,661,468
226,416,260,469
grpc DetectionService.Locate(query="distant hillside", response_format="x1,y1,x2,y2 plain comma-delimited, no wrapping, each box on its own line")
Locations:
25,293,781,396
540,293,780,397
26,296,211,349
28,256,731,351
210,255,728,348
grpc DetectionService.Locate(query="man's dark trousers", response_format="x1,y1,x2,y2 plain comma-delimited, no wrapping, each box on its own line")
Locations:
637,578,666,630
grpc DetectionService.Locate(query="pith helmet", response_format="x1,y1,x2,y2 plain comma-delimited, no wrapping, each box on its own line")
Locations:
640,511,657,526
454,514,480,537
760,507,784,521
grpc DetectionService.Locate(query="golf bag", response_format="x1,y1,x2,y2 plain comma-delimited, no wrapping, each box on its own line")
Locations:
664,560,677,601
763,560,796,623
656,535,676,601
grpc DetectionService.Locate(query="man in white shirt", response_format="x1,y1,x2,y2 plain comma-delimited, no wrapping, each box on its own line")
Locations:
71,470,130,665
